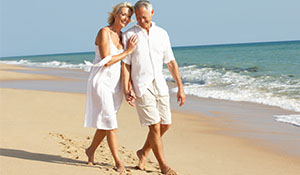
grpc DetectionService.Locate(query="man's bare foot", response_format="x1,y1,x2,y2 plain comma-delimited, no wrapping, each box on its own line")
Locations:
162,168,178,175
85,148,94,165
116,163,126,174
136,149,146,170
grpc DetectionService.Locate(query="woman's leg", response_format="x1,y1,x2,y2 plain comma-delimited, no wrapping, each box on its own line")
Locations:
86,129,107,165
106,129,124,172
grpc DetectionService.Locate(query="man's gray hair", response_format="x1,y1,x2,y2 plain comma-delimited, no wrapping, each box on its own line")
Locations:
134,0,153,13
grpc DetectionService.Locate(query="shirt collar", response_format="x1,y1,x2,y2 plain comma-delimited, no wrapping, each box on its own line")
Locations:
135,21,156,30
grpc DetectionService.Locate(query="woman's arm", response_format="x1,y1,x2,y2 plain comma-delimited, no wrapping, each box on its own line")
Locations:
95,28,137,67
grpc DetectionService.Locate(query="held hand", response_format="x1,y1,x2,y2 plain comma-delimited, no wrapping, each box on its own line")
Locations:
177,90,186,106
129,89,136,99
125,89,136,107
126,35,138,53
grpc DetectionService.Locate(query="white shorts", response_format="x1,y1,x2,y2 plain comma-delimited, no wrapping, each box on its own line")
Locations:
135,81,172,126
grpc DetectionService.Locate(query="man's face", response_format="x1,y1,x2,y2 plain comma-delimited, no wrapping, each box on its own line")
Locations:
135,6,153,30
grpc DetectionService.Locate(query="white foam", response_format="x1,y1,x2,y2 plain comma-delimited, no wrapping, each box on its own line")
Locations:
0,60,91,72
164,65,300,112
274,114,300,127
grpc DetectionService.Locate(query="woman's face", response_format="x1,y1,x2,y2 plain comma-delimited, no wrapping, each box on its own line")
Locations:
115,7,132,28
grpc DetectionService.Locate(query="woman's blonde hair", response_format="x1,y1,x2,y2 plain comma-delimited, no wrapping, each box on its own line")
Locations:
107,2,134,26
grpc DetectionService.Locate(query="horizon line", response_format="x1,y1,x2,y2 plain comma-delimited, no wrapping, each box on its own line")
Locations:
1,39,299,59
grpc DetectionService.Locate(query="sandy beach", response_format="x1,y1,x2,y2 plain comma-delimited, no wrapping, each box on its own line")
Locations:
1,63,300,175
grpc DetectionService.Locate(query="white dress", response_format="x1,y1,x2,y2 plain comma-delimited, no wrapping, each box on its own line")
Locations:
84,32,123,130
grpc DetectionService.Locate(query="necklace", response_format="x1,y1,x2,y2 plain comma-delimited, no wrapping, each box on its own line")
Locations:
109,26,120,35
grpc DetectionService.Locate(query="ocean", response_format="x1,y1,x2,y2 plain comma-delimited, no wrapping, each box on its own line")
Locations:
1,40,300,127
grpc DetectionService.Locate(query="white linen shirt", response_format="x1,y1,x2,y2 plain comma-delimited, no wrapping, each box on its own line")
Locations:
122,22,175,97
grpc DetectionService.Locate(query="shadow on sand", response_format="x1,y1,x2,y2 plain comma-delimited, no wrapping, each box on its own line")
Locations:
0,148,110,168
0,148,159,173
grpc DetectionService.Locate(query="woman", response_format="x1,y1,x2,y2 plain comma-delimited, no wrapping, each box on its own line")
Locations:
84,2,137,173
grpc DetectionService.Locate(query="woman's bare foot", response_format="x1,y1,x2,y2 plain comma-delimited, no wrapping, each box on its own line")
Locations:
85,148,94,165
136,149,146,170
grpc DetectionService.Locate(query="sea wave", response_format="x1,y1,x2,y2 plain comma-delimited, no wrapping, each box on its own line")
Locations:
0,59,91,71
2,59,300,112
274,114,300,127
164,65,300,112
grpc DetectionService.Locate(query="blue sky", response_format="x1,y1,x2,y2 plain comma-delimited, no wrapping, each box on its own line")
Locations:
1,0,300,57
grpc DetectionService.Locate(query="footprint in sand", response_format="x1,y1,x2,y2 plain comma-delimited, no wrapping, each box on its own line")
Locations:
49,132,166,175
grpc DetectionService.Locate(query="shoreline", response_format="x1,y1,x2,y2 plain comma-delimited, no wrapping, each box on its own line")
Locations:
1,63,300,174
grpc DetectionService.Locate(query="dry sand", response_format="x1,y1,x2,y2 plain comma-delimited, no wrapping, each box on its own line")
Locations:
1,64,300,175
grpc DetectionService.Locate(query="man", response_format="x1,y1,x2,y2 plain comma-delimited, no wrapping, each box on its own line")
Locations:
122,1,185,174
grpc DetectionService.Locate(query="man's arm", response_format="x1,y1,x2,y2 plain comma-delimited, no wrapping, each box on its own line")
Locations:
167,60,186,106
121,62,135,107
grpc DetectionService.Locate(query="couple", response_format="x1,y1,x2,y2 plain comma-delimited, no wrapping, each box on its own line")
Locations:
84,1,185,174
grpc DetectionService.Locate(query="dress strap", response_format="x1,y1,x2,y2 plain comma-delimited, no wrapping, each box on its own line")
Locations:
107,29,112,41
106,28,118,46
105,27,122,51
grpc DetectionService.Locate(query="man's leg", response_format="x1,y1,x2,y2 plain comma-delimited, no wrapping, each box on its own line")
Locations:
136,124,170,169
141,123,174,174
